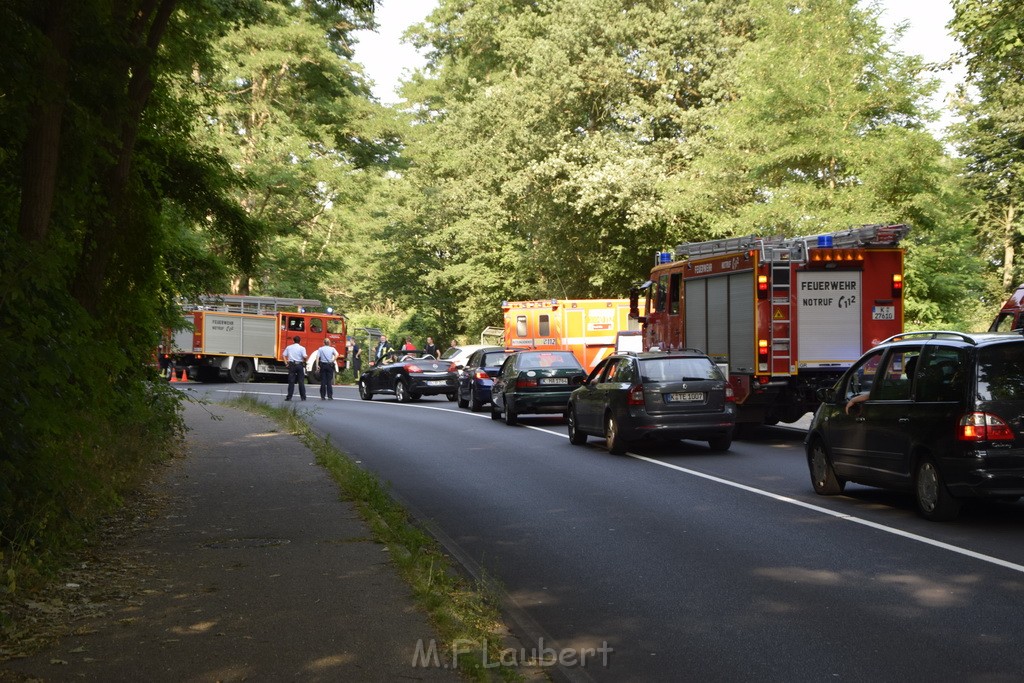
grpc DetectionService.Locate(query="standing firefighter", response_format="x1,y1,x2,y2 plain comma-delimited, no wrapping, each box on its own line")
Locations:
316,338,339,400
283,336,308,401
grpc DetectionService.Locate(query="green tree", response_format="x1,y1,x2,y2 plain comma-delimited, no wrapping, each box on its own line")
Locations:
950,0,1024,294
0,0,376,583
191,0,395,301
683,0,984,328
384,0,751,336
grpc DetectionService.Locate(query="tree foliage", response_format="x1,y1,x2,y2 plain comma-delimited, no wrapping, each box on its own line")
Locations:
950,0,1024,294
373,0,984,333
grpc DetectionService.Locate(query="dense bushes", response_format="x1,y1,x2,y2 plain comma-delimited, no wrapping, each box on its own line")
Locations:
0,262,184,591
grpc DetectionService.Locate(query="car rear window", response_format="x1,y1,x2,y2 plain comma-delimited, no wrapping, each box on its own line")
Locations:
639,357,721,382
483,351,511,365
519,352,581,370
977,343,1024,401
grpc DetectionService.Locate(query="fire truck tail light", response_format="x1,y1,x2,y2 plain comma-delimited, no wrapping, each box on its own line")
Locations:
758,339,769,356
757,375,771,385
757,275,768,299
958,413,1015,441
892,273,904,298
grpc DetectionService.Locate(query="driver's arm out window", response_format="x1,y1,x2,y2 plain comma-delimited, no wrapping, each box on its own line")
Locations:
844,350,883,401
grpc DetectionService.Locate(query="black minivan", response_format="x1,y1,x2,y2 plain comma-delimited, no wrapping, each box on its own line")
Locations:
806,331,1024,521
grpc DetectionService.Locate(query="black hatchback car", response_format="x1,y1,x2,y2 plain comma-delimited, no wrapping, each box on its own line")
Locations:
567,351,736,454
490,350,586,425
806,331,1024,521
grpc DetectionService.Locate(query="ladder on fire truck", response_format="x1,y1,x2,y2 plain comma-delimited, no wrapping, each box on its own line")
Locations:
672,223,910,376
177,294,327,315
673,223,910,262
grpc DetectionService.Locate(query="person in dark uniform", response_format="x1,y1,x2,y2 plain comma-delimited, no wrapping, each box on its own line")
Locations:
282,335,308,401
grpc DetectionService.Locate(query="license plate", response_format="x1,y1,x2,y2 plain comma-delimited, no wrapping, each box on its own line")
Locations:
426,380,448,386
540,377,568,385
872,305,895,321
667,392,704,402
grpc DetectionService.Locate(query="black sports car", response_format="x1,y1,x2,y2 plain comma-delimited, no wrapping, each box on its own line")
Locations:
358,352,458,403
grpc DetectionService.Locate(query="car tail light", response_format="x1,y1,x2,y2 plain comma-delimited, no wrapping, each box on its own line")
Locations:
403,364,423,373
448,362,458,372
958,412,1015,441
725,385,736,403
516,378,538,388
627,384,645,406
474,369,489,380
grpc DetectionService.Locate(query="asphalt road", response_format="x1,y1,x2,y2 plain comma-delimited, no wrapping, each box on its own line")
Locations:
184,381,1024,682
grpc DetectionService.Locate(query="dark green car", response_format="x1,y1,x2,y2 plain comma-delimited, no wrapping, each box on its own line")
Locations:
490,350,586,425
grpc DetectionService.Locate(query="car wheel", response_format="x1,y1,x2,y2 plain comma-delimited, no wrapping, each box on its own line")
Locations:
915,457,962,521
229,358,253,383
469,390,483,413
567,407,587,445
446,392,457,402
707,433,732,452
358,379,373,400
457,389,469,409
605,413,626,455
808,438,844,494
395,380,412,403
504,400,518,426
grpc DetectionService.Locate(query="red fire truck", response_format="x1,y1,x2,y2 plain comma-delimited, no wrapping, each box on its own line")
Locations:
169,295,347,383
629,224,910,425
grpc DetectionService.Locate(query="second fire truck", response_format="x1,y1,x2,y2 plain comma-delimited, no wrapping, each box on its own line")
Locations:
170,295,347,383
502,299,638,370
630,224,910,425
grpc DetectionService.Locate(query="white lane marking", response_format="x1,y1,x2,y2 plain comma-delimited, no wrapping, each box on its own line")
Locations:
628,453,1024,575
204,386,1024,574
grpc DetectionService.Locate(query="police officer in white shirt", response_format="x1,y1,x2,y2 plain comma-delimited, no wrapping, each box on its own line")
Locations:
316,338,339,400
282,335,308,401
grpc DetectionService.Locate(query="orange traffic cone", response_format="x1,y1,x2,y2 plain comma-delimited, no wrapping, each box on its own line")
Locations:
181,368,189,382
169,369,179,382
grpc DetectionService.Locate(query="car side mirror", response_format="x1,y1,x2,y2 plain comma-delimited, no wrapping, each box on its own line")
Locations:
816,387,835,403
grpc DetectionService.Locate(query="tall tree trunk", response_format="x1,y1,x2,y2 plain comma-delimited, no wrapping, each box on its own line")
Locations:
1003,203,1018,289
72,0,178,314
17,1,71,243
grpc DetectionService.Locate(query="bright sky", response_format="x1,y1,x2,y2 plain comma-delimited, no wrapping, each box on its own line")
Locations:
352,0,962,128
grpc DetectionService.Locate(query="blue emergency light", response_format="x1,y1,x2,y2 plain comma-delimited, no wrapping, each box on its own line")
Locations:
657,251,673,264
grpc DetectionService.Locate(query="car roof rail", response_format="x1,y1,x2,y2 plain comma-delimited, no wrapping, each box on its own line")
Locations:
877,330,979,345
